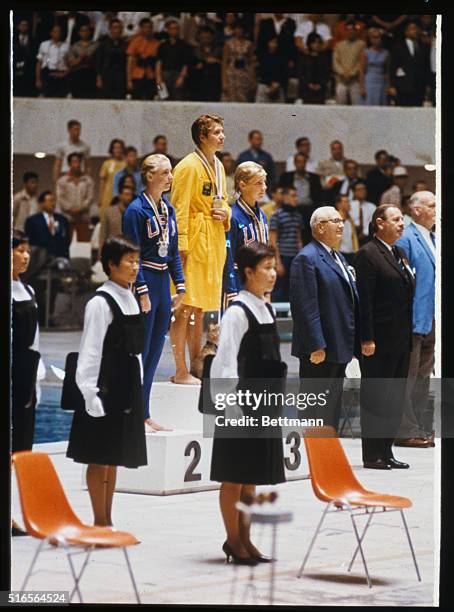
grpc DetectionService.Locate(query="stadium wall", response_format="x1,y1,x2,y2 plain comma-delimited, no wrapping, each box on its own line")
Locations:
13,98,435,166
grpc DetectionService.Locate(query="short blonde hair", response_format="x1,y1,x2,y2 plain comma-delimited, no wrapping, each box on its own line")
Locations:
234,161,267,192
141,154,170,184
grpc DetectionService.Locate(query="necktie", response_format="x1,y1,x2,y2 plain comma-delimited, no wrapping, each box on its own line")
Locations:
392,246,407,272
48,217,56,236
430,232,436,247
331,249,354,302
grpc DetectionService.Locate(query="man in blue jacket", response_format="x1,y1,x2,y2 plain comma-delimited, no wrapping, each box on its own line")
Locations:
290,205,361,430
236,130,276,194
395,191,436,448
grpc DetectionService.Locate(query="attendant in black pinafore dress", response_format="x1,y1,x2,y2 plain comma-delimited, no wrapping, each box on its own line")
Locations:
66,236,147,527
11,230,42,536
210,243,286,565
11,231,41,454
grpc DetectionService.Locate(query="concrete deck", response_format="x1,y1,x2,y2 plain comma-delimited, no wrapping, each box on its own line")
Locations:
12,438,439,606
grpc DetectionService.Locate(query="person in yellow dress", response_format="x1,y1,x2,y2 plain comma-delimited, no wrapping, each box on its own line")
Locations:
170,114,231,384
98,139,126,216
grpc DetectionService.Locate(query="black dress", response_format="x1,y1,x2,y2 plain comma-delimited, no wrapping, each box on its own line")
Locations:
210,301,286,485
66,291,147,468
12,284,40,452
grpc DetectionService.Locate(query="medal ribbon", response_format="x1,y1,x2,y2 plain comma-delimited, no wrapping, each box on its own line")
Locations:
143,192,169,251
238,197,267,244
194,148,223,201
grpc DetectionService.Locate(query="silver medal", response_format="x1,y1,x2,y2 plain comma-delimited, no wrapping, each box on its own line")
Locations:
158,244,168,257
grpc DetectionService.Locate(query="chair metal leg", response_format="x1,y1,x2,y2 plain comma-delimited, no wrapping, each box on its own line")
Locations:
123,547,141,604
67,551,85,603
297,503,331,578
349,511,372,588
68,548,92,602
20,538,46,591
400,510,422,582
348,508,375,571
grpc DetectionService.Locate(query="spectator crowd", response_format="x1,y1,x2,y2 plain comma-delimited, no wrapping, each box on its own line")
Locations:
13,11,436,106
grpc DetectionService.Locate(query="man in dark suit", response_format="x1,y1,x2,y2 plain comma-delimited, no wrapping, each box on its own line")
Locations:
328,159,360,204
365,150,393,205
24,191,71,326
13,18,37,97
290,206,361,430
25,191,70,259
279,152,323,245
354,204,415,469
256,13,297,93
388,20,430,107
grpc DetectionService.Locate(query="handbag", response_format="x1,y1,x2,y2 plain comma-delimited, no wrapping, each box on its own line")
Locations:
61,352,85,412
197,353,218,415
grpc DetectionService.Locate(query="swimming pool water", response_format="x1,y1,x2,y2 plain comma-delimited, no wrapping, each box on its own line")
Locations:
35,385,73,444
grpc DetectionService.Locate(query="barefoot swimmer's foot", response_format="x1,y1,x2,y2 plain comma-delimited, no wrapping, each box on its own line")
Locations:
170,374,201,385
145,418,172,432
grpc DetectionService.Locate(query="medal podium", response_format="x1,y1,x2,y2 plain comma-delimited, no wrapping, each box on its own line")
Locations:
114,382,310,495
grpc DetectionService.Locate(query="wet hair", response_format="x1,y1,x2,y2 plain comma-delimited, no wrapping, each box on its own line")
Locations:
236,243,276,284
38,190,52,204
12,229,29,249
67,152,83,165
108,138,125,156
234,161,266,191
370,204,400,234
141,153,170,185
101,235,140,276
67,119,80,130
23,171,38,183
191,114,224,146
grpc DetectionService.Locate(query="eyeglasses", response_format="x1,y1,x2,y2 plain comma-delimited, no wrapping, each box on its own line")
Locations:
319,218,344,225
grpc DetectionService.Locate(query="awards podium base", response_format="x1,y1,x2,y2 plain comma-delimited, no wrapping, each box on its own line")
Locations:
79,383,312,495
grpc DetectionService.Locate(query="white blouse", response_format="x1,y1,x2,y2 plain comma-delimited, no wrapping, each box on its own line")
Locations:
211,290,274,380
12,280,39,352
76,280,141,417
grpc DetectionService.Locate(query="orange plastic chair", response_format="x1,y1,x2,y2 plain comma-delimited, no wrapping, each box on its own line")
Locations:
12,451,141,603
298,427,421,588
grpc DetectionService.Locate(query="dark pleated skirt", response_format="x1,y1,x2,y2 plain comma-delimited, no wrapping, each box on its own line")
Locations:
66,383,147,469
210,432,285,485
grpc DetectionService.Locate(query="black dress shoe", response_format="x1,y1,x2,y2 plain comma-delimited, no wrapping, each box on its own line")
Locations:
388,458,410,469
12,525,28,537
222,542,258,566
251,553,274,563
363,459,392,470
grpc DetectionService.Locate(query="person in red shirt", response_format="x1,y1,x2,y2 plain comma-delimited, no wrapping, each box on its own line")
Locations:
127,17,160,100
